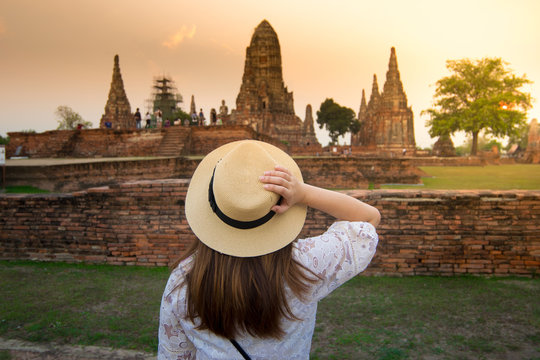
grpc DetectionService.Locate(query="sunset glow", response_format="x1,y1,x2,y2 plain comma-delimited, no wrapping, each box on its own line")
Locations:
1,0,539,147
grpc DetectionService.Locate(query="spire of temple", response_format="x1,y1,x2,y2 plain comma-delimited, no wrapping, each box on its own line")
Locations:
367,74,381,112
304,104,315,134
235,19,293,116
230,20,320,148
100,54,132,129
358,89,368,122
381,47,407,109
190,95,196,115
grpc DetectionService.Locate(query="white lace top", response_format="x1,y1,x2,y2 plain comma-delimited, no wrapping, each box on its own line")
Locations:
158,221,379,360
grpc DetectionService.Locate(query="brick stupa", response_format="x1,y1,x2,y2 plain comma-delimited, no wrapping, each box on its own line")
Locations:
432,134,456,157
524,118,540,163
100,55,132,129
354,48,416,154
230,20,319,147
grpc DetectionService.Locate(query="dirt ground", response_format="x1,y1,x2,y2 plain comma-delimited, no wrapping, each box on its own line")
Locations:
0,338,155,360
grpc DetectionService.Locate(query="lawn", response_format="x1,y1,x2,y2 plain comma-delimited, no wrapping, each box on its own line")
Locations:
382,164,540,190
1,186,50,194
1,261,538,359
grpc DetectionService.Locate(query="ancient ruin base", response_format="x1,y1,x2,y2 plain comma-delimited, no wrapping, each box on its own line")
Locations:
1,180,538,277
5,156,421,192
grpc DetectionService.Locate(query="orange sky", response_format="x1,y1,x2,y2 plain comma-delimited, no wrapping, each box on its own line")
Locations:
1,0,539,147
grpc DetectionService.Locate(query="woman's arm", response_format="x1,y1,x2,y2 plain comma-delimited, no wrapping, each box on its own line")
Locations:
260,165,380,227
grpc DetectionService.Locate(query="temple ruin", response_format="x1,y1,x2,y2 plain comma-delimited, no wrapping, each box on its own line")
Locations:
229,20,320,147
99,55,132,129
354,48,416,154
432,134,456,157
524,118,540,163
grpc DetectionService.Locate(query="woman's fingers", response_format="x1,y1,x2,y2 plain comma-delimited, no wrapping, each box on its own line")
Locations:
259,167,292,188
271,204,290,214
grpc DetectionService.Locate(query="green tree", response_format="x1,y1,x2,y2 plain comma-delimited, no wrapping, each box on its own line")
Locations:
55,106,93,130
316,98,356,145
172,108,191,122
505,121,529,151
0,134,10,145
423,57,532,155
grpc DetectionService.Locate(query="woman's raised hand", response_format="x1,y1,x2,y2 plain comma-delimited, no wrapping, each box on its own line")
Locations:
259,165,306,214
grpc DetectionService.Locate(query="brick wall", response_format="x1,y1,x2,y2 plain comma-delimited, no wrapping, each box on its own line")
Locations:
7,129,166,158
1,183,538,276
6,126,285,159
189,126,287,155
6,156,420,192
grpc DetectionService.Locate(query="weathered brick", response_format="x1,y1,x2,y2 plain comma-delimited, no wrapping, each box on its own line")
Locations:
1,183,539,276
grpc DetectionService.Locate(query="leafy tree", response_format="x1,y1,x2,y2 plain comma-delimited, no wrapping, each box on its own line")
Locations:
481,139,503,153
349,119,362,135
423,57,531,155
55,106,92,130
316,98,356,145
172,108,191,122
505,121,529,151
0,135,10,145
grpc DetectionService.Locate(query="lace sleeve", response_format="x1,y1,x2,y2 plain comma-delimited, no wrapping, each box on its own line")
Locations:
294,221,379,302
158,269,196,360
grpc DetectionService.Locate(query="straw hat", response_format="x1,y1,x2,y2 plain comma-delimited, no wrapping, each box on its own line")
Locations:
185,140,307,257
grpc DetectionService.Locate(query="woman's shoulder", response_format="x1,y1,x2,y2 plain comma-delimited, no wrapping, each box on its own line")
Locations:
164,255,194,296
296,221,377,250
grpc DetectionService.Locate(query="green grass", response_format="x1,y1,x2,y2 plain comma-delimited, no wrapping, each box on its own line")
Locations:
382,164,540,190
1,261,539,358
2,185,50,194
0,261,168,353
312,276,540,359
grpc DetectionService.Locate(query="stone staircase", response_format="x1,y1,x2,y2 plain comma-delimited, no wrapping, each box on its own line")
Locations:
158,127,191,157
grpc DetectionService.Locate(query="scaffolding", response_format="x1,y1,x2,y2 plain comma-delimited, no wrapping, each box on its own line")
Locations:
147,75,183,122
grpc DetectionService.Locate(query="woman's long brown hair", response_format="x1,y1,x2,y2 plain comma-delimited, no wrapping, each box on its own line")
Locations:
170,238,319,339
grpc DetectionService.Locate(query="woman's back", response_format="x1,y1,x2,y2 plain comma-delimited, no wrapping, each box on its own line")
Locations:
158,221,378,359
158,140,380,359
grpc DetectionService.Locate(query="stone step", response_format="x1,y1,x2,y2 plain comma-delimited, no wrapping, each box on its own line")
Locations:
158,128,191,156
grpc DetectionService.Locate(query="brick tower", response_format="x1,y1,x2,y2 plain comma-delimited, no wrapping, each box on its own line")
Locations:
100,55,132,129
230,20,320,147
357,48,416,154
302,104,319,147
351,89,367,146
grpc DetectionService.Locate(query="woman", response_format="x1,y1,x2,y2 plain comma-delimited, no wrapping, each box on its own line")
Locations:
158,140,380,359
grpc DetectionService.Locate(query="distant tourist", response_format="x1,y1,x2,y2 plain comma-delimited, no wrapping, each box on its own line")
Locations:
210,108,217,126
76,123,83,130
402,148,407,156
198,108,205,126
191,111,198,126
104,121,112,129
164,119,170,127
155,108,163,127
134,108,142,129
145,112,152,128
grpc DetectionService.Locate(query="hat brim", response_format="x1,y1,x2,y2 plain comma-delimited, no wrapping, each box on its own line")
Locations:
185,140,307,257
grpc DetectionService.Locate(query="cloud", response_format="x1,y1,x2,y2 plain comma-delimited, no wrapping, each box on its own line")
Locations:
210,38,237,55
162,25,196,49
